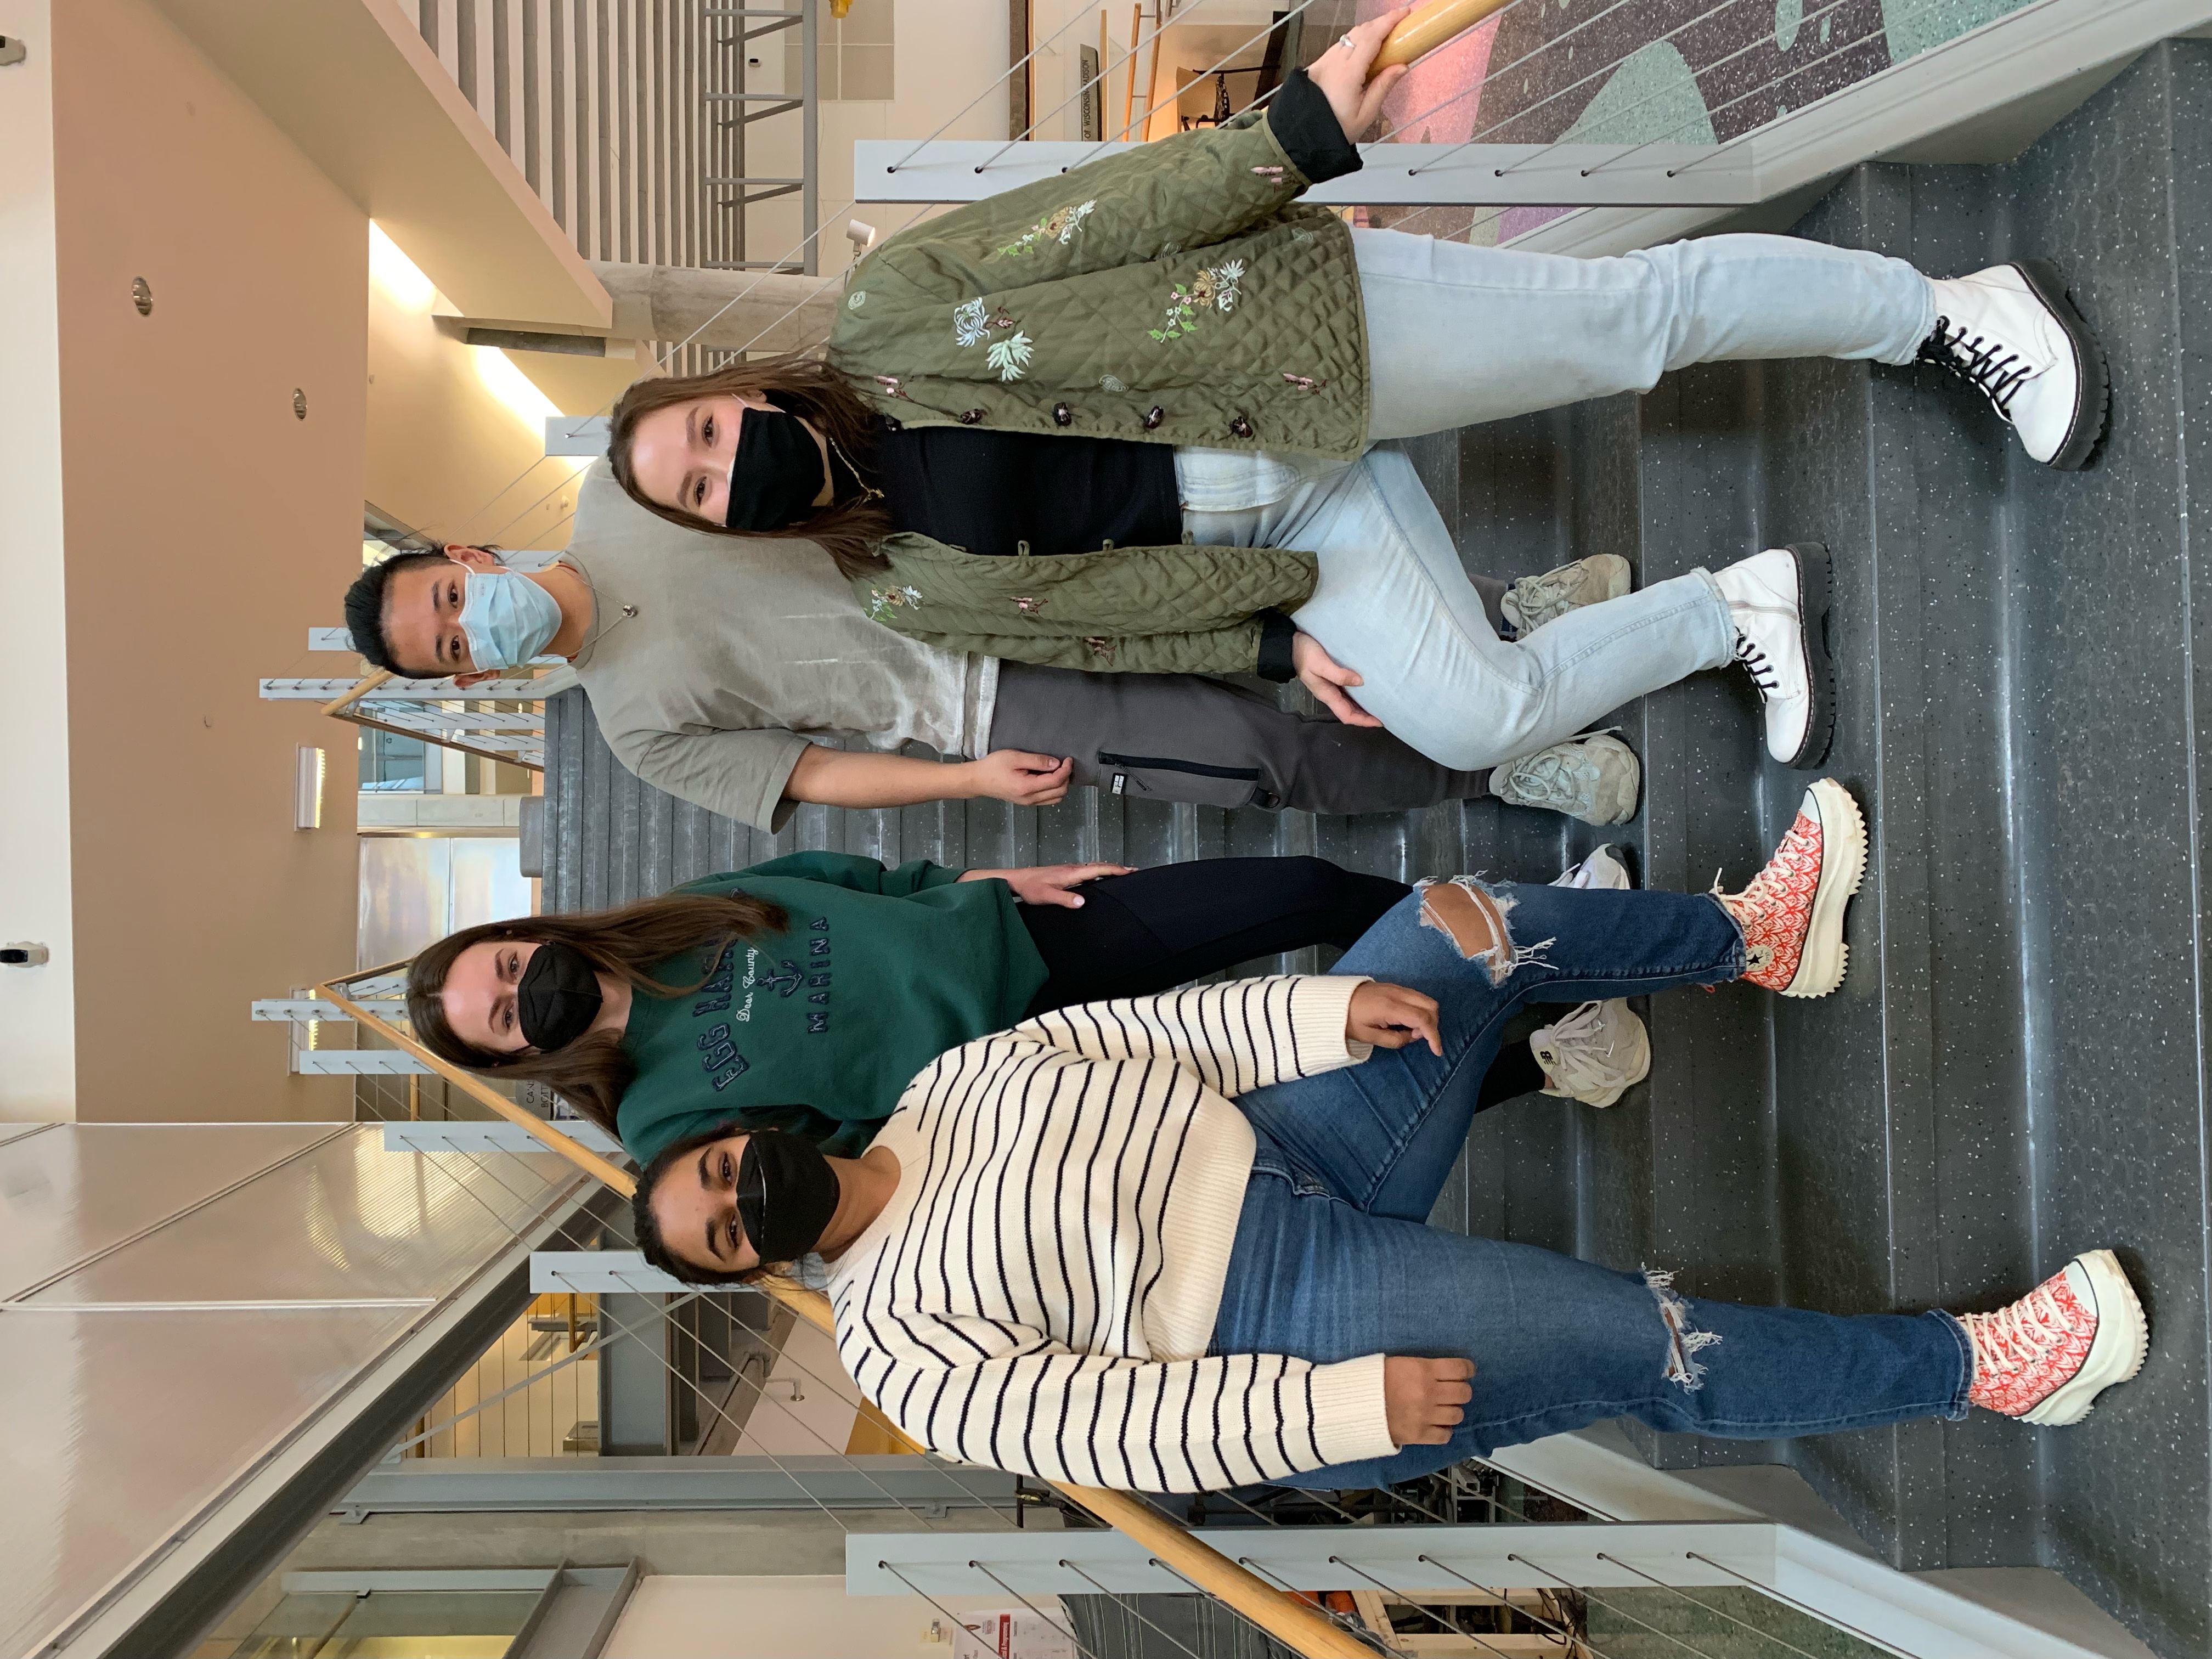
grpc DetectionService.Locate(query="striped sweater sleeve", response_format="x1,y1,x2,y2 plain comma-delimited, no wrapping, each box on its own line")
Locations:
1009,975,1370,1097
844,1327,1396,1492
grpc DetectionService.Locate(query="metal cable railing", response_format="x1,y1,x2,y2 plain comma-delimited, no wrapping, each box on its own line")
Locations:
290,956,1976,1659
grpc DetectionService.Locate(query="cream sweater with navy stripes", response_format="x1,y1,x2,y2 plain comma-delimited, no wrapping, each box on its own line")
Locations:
826,975,1400,1492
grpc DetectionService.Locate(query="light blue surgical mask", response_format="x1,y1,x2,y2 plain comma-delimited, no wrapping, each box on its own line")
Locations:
458,568,564,670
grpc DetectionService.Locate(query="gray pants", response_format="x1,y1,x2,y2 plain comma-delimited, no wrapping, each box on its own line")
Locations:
988,658,1493,816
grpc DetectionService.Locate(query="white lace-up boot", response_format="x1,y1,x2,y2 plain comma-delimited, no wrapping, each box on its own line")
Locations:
1922,261,2107,471
1713,545,1832,769
1531,1000,1650,1108
1956,1250,2147,1425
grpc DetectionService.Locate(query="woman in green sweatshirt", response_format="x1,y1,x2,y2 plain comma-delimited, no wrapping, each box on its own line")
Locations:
407,851,1455,1164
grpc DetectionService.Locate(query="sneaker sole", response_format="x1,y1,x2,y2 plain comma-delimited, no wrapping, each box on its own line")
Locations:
2022,1249,2149,1426
1586,1002,1651,1107
1585,735,1641,827
1780,777,1866,998
2011,258,2109,473
1779,543,1836,770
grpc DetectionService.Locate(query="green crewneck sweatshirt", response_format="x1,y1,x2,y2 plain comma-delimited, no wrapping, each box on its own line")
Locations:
616,853,1048,1165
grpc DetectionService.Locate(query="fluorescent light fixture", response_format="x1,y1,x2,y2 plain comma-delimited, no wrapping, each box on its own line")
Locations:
295,746,326,830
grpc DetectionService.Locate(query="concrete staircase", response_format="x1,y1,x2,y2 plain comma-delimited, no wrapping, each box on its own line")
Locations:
1427,42,2212,1657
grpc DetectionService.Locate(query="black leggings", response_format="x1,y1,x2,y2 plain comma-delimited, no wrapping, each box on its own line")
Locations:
1018,857,1548,1110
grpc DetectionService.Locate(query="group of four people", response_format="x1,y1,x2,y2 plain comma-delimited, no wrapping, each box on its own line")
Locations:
351,10,2141,1492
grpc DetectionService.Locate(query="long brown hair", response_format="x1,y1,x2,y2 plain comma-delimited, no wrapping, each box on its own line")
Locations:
607,352,891,579
406,891,788,1135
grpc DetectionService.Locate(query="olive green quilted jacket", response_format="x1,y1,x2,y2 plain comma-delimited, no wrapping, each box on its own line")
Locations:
830,91,1367,675
827,106,1369,459
855,533,1316,676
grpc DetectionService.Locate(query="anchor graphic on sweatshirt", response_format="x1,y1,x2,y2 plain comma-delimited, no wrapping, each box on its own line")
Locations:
759,958,805,998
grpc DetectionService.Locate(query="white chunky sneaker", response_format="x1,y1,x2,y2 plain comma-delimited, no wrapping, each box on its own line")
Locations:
1713,545,1833,769
1957,1250,2147,1426
1532,1000,1650,1108
1502,554,1634,636
1551,844,1633,891
1491,733,1640,826
1922,262,2107,470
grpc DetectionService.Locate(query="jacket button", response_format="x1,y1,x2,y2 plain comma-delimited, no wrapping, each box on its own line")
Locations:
1229,414,1254,439
883,415,903,432
958,408,985,425
1052,402,1073,426
1143,405,1165,430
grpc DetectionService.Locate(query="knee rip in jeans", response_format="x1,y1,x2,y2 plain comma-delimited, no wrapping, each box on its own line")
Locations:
1415,877,1553,986
1644,1267,1722,1391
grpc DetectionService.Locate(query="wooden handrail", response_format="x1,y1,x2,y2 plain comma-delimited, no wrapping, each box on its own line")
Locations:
334,970,1369,1656
751,1276,1374,1658
318,667,547,774
313,980,636,1195
1372,0,1513,75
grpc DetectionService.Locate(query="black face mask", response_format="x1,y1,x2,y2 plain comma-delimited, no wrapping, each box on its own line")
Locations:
736,1129,842,1263
724,400,827,531
516,941,603,1052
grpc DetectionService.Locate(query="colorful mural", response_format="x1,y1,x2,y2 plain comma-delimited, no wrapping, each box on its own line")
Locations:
1340,0,2039,240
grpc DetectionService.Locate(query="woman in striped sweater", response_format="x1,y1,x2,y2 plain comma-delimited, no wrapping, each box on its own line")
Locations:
634,781,2147,1491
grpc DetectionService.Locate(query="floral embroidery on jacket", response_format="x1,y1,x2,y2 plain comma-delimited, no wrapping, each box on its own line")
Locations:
986,331,1034,381
953,298,1032,380
1250,164,1285,180
1148,258,1245,343
863,585,923,624
1084,636,1118,663
1282,372,1327,394
1099,373,1127,393
994,199,1096,258
1012,595,1046,615
874,375,909,398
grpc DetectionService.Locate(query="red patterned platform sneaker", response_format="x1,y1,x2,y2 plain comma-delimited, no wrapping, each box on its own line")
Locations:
1713,778,1866,998
1958,1250,2148,1426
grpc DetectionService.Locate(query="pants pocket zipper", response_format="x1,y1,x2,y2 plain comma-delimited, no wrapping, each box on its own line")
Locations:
1096,751,1261,782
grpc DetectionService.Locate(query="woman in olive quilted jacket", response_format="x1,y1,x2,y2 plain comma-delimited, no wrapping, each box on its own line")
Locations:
607,7,2102,783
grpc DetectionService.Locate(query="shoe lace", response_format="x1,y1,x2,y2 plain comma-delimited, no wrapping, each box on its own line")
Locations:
1960,1282,2074,1373
1734,631,1781,696
1511,563,1582,611
1534,1002,1615,1087
1712,857,1784,926
1918,316,2035,417
1503,749,1588,809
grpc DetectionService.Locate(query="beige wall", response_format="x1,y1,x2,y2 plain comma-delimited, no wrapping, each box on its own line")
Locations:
366,225,606,545
48,0,366,1120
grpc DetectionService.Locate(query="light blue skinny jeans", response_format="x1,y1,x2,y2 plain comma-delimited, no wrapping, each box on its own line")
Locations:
1177,229,1938,771
1210,883,1972,1487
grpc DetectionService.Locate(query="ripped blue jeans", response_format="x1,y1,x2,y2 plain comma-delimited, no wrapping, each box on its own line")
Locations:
1210,883,1971,1487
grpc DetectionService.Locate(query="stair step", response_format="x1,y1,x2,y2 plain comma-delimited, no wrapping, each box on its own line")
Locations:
1446,41,2212,1655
